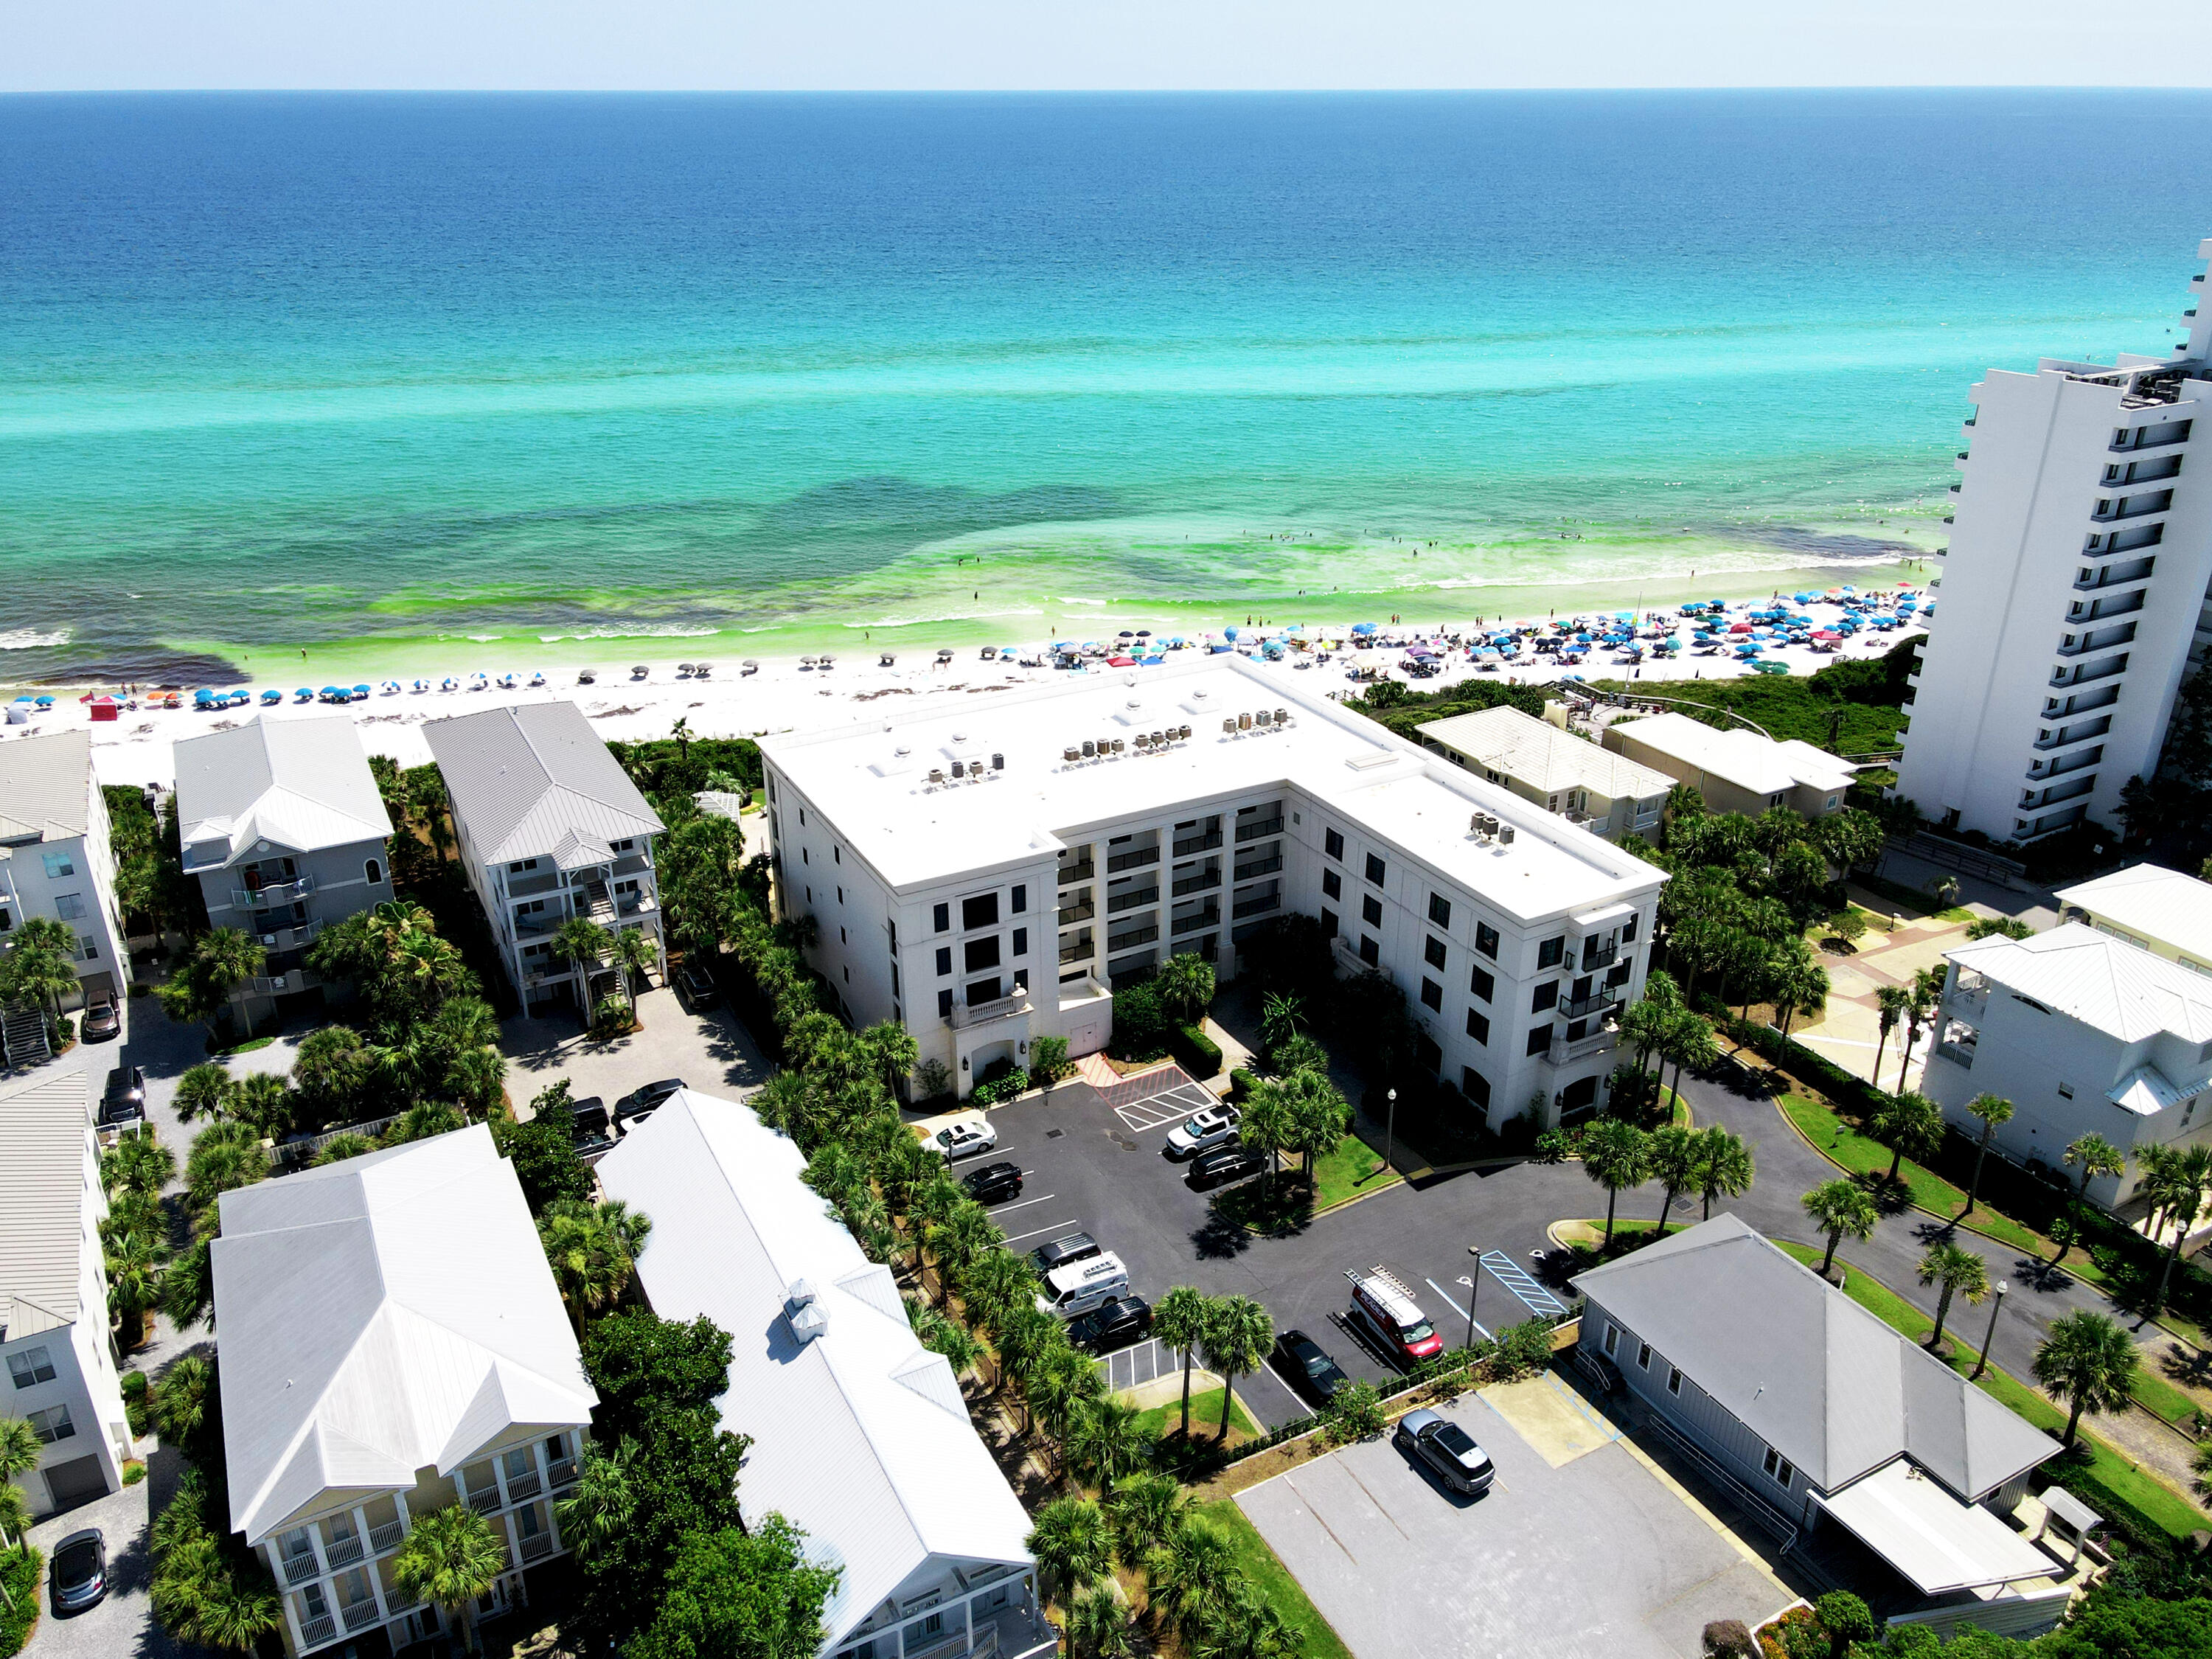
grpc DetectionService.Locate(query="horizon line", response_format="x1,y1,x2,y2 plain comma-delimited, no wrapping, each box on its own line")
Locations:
8,83,2212,97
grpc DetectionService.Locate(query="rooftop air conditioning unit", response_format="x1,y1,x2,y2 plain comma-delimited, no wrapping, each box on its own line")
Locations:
1222,717,1237,734
1275,708,1289,726
1082,740,1096,758
1064,747,1080,763
928,768,946,785
1255,709,1272,726
1237,712,1252,731
1498,825,1517,845
991,753,1004,771
951,760,966,778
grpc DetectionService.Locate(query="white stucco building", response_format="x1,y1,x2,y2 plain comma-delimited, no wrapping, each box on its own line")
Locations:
759,656,1666,1128
2054,860,2212,977
1416,704,1675,843
1925,923,2212,1208
1894,239,2212,842
1601,712,1853,821
0,731,131,1040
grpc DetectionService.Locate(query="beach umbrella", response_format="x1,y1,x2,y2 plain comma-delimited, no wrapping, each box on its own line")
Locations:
1351,622,1376,636
1117,630,1135,639
1224,626,1239,641
35,695,56,708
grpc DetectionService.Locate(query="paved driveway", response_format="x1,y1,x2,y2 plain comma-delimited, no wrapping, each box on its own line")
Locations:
500,984,772,1118
24,1448,198,1659
1237,1374,1792,1659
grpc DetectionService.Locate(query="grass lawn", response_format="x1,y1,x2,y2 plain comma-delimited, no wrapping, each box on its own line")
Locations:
1773,1241,2207,1540
1197,1500,1354,1659
1314,1130,1398,1208
1133,1385,1261,1443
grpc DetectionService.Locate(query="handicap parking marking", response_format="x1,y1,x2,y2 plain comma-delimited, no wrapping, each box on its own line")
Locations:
999,1217,1082,1245
1422,1277,1493,1346
1114,1079,1223,1133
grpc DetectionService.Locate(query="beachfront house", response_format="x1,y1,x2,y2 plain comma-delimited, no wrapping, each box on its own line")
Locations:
1416,704,1674,843
1574,1215,2069,1641
0,730,131,1055
759,655,1664,1127
1601,712,1854,820
1925,922,2212,1209
422,702,665,1018
2053,861,2212,977
0,1070,139,1516
597,1088,1053,1659
173,713,394,1031
212,1124,597,1658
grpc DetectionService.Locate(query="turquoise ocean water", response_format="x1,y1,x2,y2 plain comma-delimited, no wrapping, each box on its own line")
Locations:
4,90,2211,685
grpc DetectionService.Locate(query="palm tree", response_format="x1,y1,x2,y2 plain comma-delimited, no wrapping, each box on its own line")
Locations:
1152,1287,1210,1440
915,1309,981,1385
1659,1008,1719,1111
173,1061,232,1124
385,1099,465,1145
443,1044,508,1118
554,1440,635,1564
1691,1127,1753,1220
1891,967,1944,1091
0,1416,40,1492
1105,1471,1189,1567
1916,1241,1990,1350
611,926,657,1004
861,1020,922,1098
161,1234,216,1330
1644,1124,1699,1235
1276,1065,1352,1186
1802,1178,1878,1280
228,1071,294,1139
102,1134,176,1199
1961,1093,2014,1217
1145,1514,1237,1641
928,1203,1004,1309
104,1222,167,1345
1029,1347,1107,1469
186,1119,268,1212
1871,1090,1942,1185
1200,1295,1272,1444
2031,1311,2138,1447
2063,1133,2126,1204
1767,940,1829,1040
1580,1119,1649,1248
1238,1082,1293,1199
390,1503,507,1656
167,926,268,1029
537,1200,637,1329
2143,1143,2212,1311
1064,1397,1151,1490
1872,985,1911,1092
551,916,611,1019
1155,951,1217,1024
1067,1583,1135,1659
1026,1496,1112,1603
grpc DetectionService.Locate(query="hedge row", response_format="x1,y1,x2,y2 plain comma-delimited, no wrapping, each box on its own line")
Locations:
0,1546,41,1658
1172,1021,1223,1079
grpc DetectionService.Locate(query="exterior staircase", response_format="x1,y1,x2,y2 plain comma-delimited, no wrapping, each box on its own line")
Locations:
582,877,616,925
1,1002,51,1068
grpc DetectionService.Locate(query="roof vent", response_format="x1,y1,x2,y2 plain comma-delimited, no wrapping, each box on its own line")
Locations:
952,731,968,744
790,1301,830,1345
786,1277,818,1310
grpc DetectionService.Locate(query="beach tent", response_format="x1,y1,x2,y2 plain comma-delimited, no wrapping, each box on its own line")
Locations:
88,697,120,723
1107,655,1137,667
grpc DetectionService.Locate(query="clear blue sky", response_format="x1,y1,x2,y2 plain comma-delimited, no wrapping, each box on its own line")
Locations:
4,0,2205,92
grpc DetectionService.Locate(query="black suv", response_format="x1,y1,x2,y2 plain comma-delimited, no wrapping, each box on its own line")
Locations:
614,1078,686,1130
1273,1329,1350,1405
568,1096,613,1155
962,1161,1023,1204
1187,1143,1267,1191
676,957,719,1009
99,1065,146,1129
1030,1231,1102,1276
1067,1295,1152,1354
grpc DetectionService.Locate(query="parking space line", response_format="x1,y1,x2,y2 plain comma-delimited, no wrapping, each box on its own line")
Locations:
1423,1277,1493,1346
1258,1360,1310,1413
985,1192,1058,1217
999,1217,1080,1245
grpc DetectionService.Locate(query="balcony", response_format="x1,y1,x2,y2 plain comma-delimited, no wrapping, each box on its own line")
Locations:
1171,869,1221,897
947,985,1033,1030
1547,1020,1619,1065
465,1487,503,1517
322,1535,364,1570
2050,653,2129,688
2028,745,2103,782
1581,941,1619,972
1057,900,1096,926
251,919,323,953
1234,816,1285,844
1231,892,1282,920
1105,846,1160,874
518,1533,556,1564
232,874,316,908
1171,905,1220,936
548,1456,580,1489
1057,860,1096,886
1172,830,1223,856
341,1599,383,1634
1107,923,1159,953
1232,854,1282,882
2093,490,2173,522
1107,886,1158,914
1559,990,1624,1021
504,1470,543,1502
239,969,324,998
284,1554,321,1586
2057,622,2138,657
1059,936,1094,966
300,1615,338,1649
369,1520,405,1554
2034,716,2110,750
2114,417,2193,449
2076,557,2157,590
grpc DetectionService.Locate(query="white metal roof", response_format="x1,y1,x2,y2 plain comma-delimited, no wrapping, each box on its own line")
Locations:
1947,923,2212,1045
1816,1460,2057,1595
2056,862,2212,962
596,1091,1034,1650
174,714,392,872
0,730,94,844
422,701,664,866
212,1125,597,1544
1606,712,1854,798
1417,705,1677,801
0,1071,95,1340
1571,1216,2055,1500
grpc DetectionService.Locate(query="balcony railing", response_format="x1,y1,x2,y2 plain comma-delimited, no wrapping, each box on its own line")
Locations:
233,874,316,908
518,1532,555,1563
369,1520,405,1554
1106,887,1158,914
1057,860,1095,886
1559,990,1624,1021
239,968,324,998
2056,622,2138,656
1234,816,1284,843
2051,653,2129,687
1233,854,1282,882
1582,942,1619,971
465,1487,503,1517
505,1470,543,1502
1172,830,1222,856
1057,900,1095,926
1105,846,1161,873
1231,893,1281,920
300,1615,338,1648
323,1535,364,1570
284,1554,320,1586
1171,906,1220,935
548,1457,580,1489
1170,869,1221,897
1058,939,1094,965
341,1599,383,1633
948,986,1032,1029
1107,924,1159,952
1547,1021,1619,1065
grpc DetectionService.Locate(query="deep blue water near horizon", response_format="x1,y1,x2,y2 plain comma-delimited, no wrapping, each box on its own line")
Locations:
5,88,2212,681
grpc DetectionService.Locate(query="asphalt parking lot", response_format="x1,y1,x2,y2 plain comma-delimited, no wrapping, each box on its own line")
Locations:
970,1071,1590,1426
1237,1374,1792,1659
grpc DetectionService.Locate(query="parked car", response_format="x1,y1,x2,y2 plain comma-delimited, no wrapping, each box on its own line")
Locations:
676,957,719,1008
1349,1270,1444,1367
1035,1253,1131,1318
614,1077,686,1128
80,992,121,1043
1273,1329,1350,1405
1030,1231,1102,1276
1186,1142,1267,1190
97,1065,145,1129
962,1161,1023,1203
1164,1104,1240,1160
931,1113,998,1161
568,1096,614,1155
1395,1408,1495,1496
1067,1295,1152,1354
51,1528,106,1613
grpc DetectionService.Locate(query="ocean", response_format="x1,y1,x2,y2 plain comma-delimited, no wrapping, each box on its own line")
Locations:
4,88,2211,686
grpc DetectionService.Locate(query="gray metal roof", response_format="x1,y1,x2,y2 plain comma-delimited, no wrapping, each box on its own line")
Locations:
212,1125,597,1544
0,731,94,844
422,702,664,866
0,1071,97,1340
173,714,392,872
1571,1215,2056,1500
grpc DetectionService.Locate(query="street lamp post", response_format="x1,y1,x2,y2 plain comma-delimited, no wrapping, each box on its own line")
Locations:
1971,1280,2008,1381
1461,1247,1483,1349
1385,1087,1398,1175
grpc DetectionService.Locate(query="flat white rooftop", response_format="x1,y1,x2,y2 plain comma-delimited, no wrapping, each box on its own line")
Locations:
1607,712,1854,799
2056,863,2212,963
1418,705,1677,799
760,657,1662,923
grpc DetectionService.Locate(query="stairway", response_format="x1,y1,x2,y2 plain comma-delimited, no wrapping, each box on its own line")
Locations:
582,877,616,923
1,1002,51,1068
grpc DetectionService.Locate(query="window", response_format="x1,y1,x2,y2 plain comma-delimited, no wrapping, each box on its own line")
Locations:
79,936,96,961
2057,1081,2074,1099
967,977,1001,1007
1359,935,1380,967
365,858,383,886
1531,981,1558,1014
1414,1034,1442,1074
933,902,950,933
41,851,74,879
1364,853,1385,886
52,893,85,921
1666,1366,1683,1396
888,919,898,950
1321,908,1339,939
1011,884,1027,915
1324,828,1344,860
799,808,807,825
1603,1324,1619,1356
891,964,901,996
1420,977,1443,1012
1538,936,1565,969
1526,1026,1551,1057
1461,1067,1491,1107
962,893,1000,931
1475,922,1500,959
937,988,954,1020
7,1346,56,1388
1636,1341,1651,1370
1361,894,1382,928
801,847,810,865
839,928,846,945
804,886,811,905
833,845,841,863
1427,892,1452,928
1012,928,1028,956
964,936,1002,973
1321,869,1342,900
1762,1447,1795,1488
27,1405,72,1444
1424,936,1447,970
510,858,540,874
1469,965,1495,1002
1465,1009,1489,1045
836,887,844,905
935,947,953,976
1622,914,1638,942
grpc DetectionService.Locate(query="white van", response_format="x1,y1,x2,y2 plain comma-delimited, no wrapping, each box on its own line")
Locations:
1036,1252,1131,1318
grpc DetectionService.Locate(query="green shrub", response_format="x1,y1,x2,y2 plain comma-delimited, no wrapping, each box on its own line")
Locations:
1027,1034,1072,1087
1170,1021,1222,1079
119,1369,148,1399
1321,1380,1385,1445
0,1545,42,1658
1489,1319,1555,1381
122,1460,147,1486
1228,1068,1259,1103
590,995,635,1040
1106,978,1175,1062
970,1068,1027,1107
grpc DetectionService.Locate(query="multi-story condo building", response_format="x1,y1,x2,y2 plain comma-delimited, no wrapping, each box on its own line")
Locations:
759,657,1666,1128
1601,713,1852,821
173,714,394,1029
1926,922,2212,1208
0,1071,137,1516
213,1124,597,1658
1895,239,2212,841
2053,860,2212,976
599,1088,1051,1659
423,703,664,1017
1418,704,1675,842
0,731,131,1033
